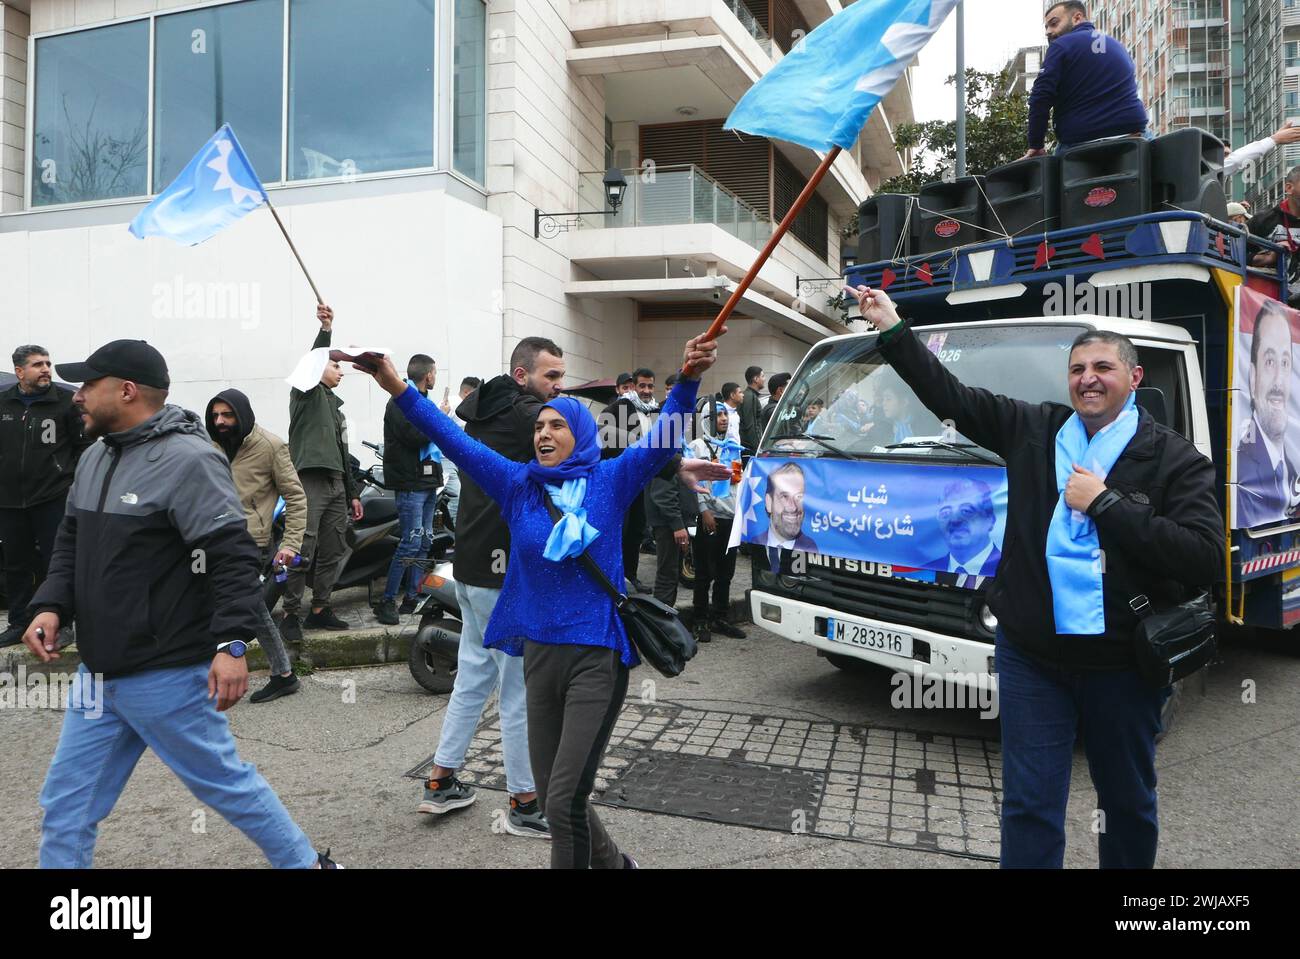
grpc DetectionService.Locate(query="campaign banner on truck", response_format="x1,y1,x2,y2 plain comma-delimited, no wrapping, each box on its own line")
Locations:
1231,286,1300,530
735,456,1008,584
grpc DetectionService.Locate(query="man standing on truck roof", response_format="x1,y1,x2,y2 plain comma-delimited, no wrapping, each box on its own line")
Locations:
848,284,1223,869
1021,2,1150,159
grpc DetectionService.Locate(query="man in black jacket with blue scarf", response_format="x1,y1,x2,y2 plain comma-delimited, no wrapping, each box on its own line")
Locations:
849,285,1222,869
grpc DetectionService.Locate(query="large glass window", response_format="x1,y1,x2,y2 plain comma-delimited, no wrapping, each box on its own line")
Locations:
288,0,435,179
453,0,486,183
153,0,283,188
31,21,149,206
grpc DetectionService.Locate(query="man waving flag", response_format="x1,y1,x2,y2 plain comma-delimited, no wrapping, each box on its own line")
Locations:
725,0,959,152
129,124,267,246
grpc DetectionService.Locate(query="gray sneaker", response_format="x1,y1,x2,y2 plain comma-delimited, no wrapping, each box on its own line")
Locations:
504,796,551,840
417,775,477,815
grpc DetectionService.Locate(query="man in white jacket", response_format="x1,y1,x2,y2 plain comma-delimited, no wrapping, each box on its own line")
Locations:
1224,122,1300,179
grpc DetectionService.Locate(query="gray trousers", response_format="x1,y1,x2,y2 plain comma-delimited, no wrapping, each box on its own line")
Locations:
254,547,292,676
652,526,681,607
522,641,629,869
283,469,348,616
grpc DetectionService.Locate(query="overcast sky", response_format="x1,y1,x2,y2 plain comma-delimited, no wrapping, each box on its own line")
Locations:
911,0,1052,122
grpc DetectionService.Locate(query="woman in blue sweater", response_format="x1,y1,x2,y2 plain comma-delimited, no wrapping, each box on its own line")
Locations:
356,332,721,868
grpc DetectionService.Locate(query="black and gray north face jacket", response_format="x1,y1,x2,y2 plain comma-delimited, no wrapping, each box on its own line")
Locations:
32,405,262,679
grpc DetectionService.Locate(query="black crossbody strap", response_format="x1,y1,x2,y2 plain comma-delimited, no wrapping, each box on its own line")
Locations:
542,495,627,607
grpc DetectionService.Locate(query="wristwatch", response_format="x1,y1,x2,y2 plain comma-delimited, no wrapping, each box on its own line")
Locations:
216,640,248,658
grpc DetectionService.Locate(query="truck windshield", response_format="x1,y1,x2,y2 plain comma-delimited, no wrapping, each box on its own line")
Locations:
763,324,1088,464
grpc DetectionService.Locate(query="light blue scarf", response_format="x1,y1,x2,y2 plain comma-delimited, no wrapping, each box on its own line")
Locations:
405,379,442,464
543,477,600,561
1046,392,1140,634
705,402,743,498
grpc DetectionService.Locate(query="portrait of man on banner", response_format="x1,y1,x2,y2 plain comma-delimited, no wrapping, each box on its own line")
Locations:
1232,288,1300,529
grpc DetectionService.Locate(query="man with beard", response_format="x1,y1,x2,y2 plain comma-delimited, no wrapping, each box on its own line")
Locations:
1021,2,1148,158
761,462,818,573
25,340,339,867
206,389,308,702
1236,300,1298,527
929,479,1002,587
0,345,90,647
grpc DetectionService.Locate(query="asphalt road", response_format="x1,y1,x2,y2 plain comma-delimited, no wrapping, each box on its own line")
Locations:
1,569,1295,868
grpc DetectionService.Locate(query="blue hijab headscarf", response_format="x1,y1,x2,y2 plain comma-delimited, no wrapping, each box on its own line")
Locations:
524,396,603,561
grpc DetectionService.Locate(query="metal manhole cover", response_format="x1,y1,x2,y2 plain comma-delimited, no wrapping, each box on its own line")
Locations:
405,700,1001,861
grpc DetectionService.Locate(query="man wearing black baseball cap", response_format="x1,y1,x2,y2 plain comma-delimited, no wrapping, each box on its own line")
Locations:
24,339,340,868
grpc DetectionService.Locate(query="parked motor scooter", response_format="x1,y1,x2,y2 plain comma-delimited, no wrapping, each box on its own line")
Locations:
262,442,400,611
403,520,462,694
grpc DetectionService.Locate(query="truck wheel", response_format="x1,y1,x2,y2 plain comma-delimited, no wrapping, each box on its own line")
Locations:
1156,679,1183,743
408,623,458,694
826,652,875,674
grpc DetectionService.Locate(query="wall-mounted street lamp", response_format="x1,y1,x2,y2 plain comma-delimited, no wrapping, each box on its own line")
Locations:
535,167,628,239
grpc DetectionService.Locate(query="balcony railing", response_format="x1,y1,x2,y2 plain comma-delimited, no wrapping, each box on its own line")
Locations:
576,164,771,248
725,0,773,55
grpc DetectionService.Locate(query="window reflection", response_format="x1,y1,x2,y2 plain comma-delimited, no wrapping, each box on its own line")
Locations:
154,0,283,188
453,0,486,184
288,0,435,179
32,21,149,205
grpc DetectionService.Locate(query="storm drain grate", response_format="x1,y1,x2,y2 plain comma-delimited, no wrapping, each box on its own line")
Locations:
405,701,1002,861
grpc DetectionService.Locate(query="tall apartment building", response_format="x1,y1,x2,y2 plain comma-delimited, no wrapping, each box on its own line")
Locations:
1001,44,1047,96
0,0,913,453
1092,1,1242,146
1240,0,1300,210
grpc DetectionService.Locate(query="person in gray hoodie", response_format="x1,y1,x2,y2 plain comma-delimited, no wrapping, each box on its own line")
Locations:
25,340,339,868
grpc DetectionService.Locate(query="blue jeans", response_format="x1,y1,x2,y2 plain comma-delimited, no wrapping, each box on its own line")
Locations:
383,489,436,602
40,664,318,868
1055,128,1156,155
434,583,535,795
994,630,1167,868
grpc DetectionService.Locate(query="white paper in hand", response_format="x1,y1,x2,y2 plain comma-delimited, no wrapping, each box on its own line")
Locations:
285,347,330,392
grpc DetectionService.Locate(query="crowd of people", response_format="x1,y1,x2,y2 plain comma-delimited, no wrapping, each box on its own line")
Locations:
0,313,744,869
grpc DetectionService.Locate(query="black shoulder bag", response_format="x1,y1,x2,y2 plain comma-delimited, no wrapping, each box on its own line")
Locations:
544,498,698,677
1129,591,1216,689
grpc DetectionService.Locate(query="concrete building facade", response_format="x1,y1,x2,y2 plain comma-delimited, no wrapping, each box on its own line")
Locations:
0,0,912,458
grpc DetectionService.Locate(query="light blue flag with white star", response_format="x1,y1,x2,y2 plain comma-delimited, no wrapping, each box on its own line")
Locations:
129,124,268,245
724,0,958,152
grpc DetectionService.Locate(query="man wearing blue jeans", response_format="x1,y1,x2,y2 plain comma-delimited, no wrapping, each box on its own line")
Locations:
415,338,569,838
24,340,338,868
376,354,443,626
850,285,1222,868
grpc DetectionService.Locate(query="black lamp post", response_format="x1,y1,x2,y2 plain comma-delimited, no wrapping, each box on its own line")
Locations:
535,167,628,239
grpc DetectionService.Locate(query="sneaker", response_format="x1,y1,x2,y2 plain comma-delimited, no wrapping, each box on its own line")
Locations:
398,595,419,615
0,624,26,648
374,600,399,626
692,619,711,644
280,614,303,643
303,607,349,631
709,617,746,639
316,847,343,869
250,673,301,704
417,775,477,815
622,852,639,869
504,796,551,840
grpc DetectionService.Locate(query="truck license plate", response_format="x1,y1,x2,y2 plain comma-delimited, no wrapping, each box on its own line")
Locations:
826,618,914,660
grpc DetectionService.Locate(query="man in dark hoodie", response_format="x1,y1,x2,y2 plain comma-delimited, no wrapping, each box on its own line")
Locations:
206,388,308,702
416,337,565,837
25,340,339,868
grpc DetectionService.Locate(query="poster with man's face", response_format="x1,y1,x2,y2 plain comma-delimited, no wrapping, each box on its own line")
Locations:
1231,287,1300,529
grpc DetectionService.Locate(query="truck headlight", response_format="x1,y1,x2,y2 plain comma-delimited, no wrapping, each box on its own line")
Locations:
979,603,998,634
